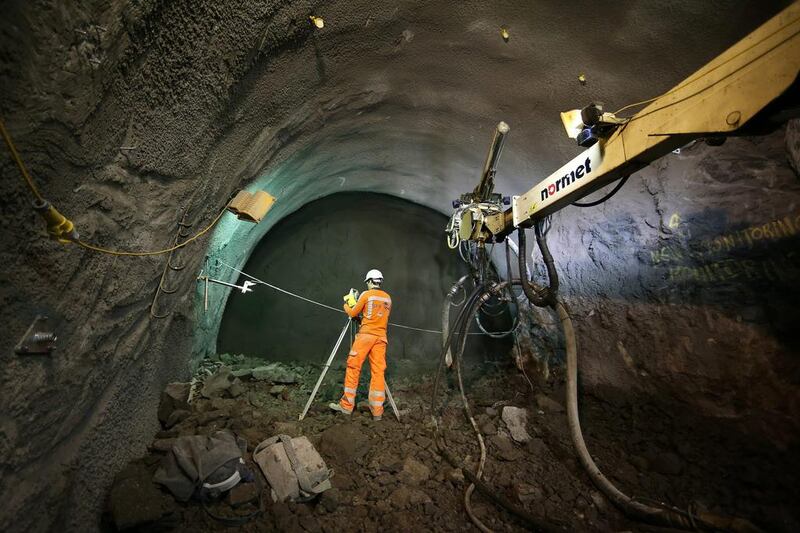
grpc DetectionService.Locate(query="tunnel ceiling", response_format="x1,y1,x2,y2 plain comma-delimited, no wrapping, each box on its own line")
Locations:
1,1,790,219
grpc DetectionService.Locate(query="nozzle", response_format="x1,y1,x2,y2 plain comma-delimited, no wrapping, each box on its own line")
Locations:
32,199,78,243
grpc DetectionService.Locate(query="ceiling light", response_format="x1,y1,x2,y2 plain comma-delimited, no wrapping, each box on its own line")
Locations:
309,16,324,29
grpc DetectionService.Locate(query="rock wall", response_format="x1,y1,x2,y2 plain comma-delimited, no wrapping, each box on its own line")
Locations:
526,129,800,447
217,192,508,373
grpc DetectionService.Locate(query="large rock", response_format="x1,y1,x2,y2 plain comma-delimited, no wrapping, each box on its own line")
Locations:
201,366,233,398
489,434,523,462
398,456,430,485
389,486,432,509
502,406,532,443
251,363,299,384
319,424,371,464
108,462,175,530
534,394,564,413
157,382,191,426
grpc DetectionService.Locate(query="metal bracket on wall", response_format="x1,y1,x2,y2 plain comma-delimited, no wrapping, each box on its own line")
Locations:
150,208,195,319
14,315,57,355
168,217,193,271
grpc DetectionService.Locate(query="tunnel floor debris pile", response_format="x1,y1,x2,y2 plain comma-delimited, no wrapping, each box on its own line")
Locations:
104,354,800,532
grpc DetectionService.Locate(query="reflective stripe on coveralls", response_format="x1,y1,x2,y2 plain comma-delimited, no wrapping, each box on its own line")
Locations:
338,333,388,416
345,289,391,338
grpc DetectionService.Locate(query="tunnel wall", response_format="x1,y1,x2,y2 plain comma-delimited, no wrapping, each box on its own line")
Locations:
525,130,800,447
216,192,509,374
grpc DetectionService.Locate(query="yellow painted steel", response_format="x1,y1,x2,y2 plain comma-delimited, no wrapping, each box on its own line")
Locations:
510,2,800,229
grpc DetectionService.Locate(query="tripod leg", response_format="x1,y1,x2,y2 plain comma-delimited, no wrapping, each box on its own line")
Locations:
384,382,401,421
299,320,350,420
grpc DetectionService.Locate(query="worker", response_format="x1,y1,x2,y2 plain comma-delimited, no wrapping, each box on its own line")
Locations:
330,269,392,421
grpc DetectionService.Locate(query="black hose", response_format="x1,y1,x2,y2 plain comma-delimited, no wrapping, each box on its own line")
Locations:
571,175,630,207
442,275,471,368
435,282,562,532
554,299,764,532
517,225,557,308
534,221,559,299
430,285,484,418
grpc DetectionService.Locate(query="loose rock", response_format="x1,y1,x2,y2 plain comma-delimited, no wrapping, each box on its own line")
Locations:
202,366,233,398
490,434,523,461
319,424,371,464
165,409,191,429
389,485,432,509
502,406,532,443
108,462,175,530
398,456,430,485
158,382,191,425
229,379,246,398
251,363,299,384
270,385,288,396
535,394,565,413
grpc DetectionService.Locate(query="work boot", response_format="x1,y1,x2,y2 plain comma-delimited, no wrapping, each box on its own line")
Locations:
329,402,352,416
373,415,382,421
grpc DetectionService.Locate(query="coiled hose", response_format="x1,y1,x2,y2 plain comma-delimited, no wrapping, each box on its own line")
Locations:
517,222,558,308
442,275,471,367
431,283,560,532
555,299,764,532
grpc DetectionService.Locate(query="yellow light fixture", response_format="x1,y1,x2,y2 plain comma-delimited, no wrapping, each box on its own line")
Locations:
500,27,510,42
227,190,276,223
309,15,324,29
559,109,584,140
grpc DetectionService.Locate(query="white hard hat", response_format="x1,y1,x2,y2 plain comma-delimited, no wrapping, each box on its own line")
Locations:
364,269,383,283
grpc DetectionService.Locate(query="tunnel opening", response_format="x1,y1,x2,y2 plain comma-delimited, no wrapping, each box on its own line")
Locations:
216,192,514,376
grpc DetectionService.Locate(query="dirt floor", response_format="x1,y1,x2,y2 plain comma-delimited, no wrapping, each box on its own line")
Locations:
103,353,800,532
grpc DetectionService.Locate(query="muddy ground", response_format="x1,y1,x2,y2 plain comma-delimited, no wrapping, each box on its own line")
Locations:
103,353,800,532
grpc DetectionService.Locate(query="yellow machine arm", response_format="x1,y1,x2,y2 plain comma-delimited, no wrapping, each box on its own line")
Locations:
477,2,800,239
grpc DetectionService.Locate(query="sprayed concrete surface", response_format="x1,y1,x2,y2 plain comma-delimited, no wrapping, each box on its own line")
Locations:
217,193,509,373
0,1,798,531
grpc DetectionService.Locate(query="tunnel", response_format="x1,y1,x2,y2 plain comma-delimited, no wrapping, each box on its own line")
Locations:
216,192,510,373
1,1,799,532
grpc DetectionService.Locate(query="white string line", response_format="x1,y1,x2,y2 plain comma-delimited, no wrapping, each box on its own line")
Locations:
215,259,516,337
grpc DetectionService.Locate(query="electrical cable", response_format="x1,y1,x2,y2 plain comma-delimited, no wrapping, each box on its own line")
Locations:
217,259,509,337
452,288,495,533
3,117,230,255
74,204,229,256
626,25,800,124
443,275,471,367
474,310,519,339
430,286,484,419
1,118,44,202
431,283,561,532
571,175,630,208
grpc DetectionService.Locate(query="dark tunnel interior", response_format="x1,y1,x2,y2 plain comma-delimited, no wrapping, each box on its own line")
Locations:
1,1,800,532
217,192,512,373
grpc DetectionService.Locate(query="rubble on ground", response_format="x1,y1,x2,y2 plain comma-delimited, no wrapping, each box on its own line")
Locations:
104,356,794,532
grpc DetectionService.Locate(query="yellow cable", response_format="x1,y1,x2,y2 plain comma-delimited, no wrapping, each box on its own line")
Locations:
0,117,45,202
2,116,230,255
74,204,229,256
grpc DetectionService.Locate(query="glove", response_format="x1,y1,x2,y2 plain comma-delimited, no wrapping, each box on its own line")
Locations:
343,288,359,308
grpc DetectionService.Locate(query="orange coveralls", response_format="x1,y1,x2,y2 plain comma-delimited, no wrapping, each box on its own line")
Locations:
339,289,392,416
